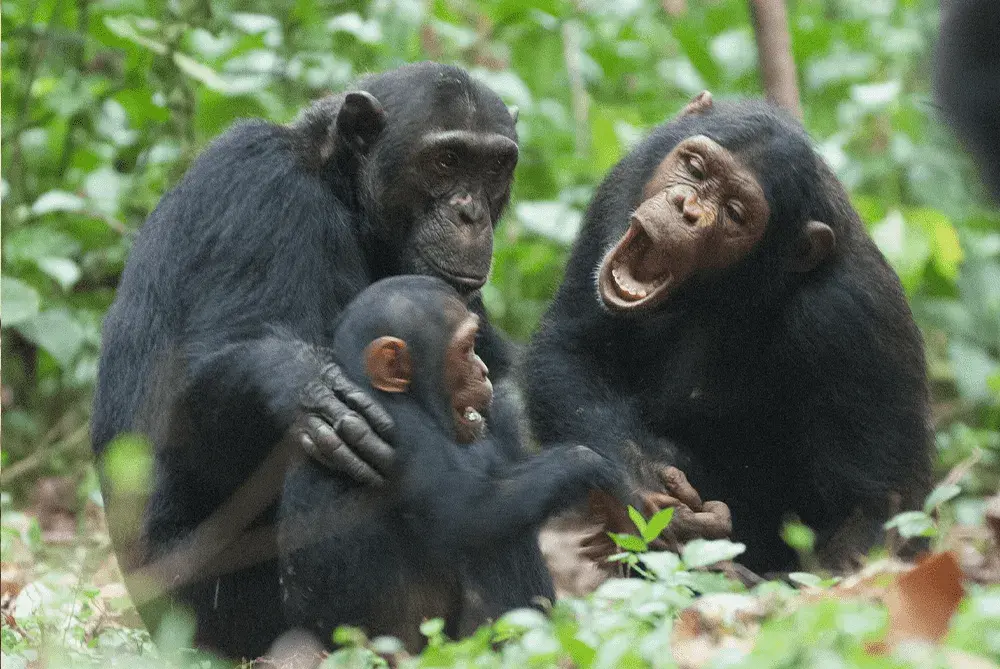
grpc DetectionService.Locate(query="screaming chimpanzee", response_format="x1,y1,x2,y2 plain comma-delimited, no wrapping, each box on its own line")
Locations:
526,94,933,574
280,276,623,652
91,63,521,659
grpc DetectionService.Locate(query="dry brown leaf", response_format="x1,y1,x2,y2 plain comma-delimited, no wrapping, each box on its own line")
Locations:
883,551,964,646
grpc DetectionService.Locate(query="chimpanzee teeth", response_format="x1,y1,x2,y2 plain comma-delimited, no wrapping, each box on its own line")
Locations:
463,408,482,423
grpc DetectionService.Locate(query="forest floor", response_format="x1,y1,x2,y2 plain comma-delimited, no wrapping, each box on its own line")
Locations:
1,460,999,669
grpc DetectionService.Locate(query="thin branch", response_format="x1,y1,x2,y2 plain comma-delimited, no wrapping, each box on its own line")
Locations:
561,19,590,158
749,0,802,119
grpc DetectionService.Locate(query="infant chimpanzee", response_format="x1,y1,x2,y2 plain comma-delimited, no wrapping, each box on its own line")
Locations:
279,276,623,651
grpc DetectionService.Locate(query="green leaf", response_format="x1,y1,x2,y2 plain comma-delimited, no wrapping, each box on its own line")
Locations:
681,539,746,569
884,510,937,539
172,53,236,93
782,520,817,554
627,505,647,536
103,16,168,55
608,532,647,553
923,483,962,513
1,277,41,327
104,434,154,496
36,257,81,291
637,550,682,579
327,12,383,43
788,572,824,588
642,507,675,543
15,309,87,368
30,190,85,216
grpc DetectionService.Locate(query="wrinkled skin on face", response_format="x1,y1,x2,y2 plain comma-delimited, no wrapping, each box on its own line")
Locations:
401,131,519,293
443,310,494,443
598,135,770,313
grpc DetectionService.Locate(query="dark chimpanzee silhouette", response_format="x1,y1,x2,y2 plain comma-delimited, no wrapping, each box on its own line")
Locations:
935,0,1000,201
91,63,523,659
279,276,623,652
526,93,933,574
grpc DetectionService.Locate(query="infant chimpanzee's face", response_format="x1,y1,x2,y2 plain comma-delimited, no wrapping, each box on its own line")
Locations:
443,308,493,443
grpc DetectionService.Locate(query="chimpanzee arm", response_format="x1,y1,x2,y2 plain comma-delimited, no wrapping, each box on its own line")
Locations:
389,414,626,552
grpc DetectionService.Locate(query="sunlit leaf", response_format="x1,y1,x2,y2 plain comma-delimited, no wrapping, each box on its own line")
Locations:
643,507,675,544
681,539,746,569
884,510,937,539
0,276,41,326
924,483,962,513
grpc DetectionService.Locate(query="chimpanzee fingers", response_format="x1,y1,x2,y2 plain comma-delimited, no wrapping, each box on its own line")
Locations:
302,415,385,487
303,380,395,478
669,501,732,541
658,466,703,510
332,412,395,477
321,364,396,441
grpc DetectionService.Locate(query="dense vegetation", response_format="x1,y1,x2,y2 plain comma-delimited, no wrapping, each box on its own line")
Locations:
1,0,998,667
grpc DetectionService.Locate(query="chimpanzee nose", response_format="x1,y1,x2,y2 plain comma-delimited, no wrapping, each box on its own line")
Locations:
451,193,485,225
672,190,702,224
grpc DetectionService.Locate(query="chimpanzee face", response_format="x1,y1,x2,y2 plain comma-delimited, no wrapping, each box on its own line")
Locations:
342,67,519,296
442,310,493,444
400,130,518,294
598,135,770,314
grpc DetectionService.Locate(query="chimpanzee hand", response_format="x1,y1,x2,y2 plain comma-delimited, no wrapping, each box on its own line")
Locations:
286,360,396,486
581,465,732,563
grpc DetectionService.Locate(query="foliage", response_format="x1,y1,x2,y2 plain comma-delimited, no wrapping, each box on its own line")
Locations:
2,0,999,666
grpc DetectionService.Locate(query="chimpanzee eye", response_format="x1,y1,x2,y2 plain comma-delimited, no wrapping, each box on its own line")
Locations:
686,154,706,180
438,150,459,171
726,201,745,226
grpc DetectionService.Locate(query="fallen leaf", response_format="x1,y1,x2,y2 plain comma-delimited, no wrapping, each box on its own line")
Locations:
884,551,964,646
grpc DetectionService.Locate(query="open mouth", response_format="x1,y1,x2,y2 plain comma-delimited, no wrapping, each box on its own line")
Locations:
599,221,674,312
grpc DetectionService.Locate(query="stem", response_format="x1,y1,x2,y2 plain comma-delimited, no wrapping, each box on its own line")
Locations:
749,0,802,119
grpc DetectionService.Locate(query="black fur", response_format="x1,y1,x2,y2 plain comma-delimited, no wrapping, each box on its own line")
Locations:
934,0,1000,200
525,101,933,573
91,63,519,659
279,276,621,651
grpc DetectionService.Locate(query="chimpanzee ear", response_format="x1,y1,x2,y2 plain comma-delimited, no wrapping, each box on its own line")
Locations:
787,221,836,273
678,90,713,118
336,91,387,155
364,336,412,393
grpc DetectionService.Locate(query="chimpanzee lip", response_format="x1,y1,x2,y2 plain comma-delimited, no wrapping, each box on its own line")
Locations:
419,254,489,291
598,222,673,313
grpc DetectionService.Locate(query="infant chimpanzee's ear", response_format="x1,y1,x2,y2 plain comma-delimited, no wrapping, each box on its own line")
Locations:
364,337,412,392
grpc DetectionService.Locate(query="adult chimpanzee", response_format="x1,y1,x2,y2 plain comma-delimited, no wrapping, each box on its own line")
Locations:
280,276,623,651
91,63,521,659
935,0,1000,201
525,94,933,574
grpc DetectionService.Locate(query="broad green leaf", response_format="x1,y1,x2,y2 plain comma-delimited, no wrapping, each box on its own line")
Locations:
15,309,87,368
782,520,816,553
788,572,824,588
327,12,383,44
884,510,937,539
627,505,647,536
31,191,85,216
642,507,675,544
923,483,962,513
637,550,681,580
103,16,168,55
608,532,647,553
173,53,236,93
681,539,746,569
0,276,41,326
36,257,81,290
103,434,154,496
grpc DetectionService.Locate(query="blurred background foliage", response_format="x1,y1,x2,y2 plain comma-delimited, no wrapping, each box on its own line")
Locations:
1,0,998,506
